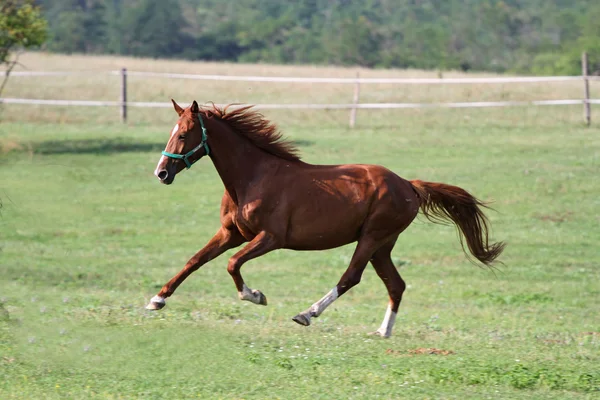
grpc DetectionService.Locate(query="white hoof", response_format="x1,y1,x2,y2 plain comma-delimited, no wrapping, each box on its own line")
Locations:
145,295,166,310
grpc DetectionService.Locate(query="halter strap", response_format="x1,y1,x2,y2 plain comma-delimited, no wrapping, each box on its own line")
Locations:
161,113,210,169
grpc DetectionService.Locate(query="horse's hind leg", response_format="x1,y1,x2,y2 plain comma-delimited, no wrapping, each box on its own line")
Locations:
292,236,381,326
369,239,406,338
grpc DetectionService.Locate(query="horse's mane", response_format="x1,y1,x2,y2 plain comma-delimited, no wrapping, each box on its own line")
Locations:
201,104,301,162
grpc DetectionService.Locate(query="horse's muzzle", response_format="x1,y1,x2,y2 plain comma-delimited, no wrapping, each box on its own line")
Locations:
156,169,174,185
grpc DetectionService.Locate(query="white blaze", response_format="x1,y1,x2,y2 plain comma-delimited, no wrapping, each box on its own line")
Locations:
154,123,179,177
154,155,168,177
171,123,179,137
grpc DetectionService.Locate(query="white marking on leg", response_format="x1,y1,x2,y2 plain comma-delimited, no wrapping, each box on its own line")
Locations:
309,287,338,317
150,295,165,304
238,283,267,305
294,287,339,326
239,284,254,301
375,304,397,338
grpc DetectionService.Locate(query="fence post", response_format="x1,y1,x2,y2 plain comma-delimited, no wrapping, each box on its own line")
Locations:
582,52,591,126
120,68,127,123
349,72,361,128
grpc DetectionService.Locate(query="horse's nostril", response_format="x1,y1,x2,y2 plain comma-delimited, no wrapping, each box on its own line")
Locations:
157,170,168,181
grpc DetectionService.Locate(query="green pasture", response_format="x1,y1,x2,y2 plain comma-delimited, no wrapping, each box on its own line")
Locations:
1,107,599,399
1,54,600,399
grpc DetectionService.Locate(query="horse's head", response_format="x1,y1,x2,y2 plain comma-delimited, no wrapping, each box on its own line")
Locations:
154,99,210,185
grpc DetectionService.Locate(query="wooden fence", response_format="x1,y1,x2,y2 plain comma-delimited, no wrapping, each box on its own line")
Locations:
1,52,597,127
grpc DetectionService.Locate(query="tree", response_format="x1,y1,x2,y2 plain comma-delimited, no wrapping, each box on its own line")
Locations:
323,15,381,68
119,0,192,58
17,0,600,74
0,0,47,96
43,0,108,54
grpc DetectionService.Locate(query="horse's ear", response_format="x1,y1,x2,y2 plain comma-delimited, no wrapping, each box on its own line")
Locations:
171,99,184,116
190,100,199,114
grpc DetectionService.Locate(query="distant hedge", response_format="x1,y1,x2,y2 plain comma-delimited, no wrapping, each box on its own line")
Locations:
37,0,600,74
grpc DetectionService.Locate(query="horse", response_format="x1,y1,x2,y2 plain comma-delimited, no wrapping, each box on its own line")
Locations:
146,99,505,338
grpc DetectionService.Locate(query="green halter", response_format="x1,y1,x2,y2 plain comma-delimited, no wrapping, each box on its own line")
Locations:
161,113,210,169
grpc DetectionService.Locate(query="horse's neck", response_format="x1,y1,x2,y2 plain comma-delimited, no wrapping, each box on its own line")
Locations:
207,119,274,203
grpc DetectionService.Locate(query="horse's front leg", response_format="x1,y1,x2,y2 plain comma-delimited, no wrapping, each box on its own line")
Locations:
146,227,245,310
227,231,280,306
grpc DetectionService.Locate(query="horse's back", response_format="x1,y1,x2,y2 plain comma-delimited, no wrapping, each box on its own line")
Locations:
305,163,417,206
279,162,419,250
337,163,420,228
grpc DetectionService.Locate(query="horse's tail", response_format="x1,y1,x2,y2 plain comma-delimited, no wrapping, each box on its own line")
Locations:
409,180,505,267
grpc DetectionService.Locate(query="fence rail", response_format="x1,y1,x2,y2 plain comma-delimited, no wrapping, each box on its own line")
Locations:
2,97,598,109
2,52,597,126
7,69,587,84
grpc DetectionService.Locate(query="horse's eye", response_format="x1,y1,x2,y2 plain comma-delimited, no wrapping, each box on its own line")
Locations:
178,135,185,140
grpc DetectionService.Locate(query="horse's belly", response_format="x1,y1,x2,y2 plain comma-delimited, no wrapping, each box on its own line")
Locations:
286,235,358,250
284,207,366,250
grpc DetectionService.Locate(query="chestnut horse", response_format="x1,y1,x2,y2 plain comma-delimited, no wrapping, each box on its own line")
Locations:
147,100,505,337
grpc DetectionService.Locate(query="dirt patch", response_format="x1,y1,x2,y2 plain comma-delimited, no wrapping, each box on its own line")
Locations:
541,339,568,345
535,211,573,223
386,348,455,356
0,139,25,154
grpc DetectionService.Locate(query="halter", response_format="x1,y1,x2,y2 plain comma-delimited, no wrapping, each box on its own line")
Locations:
161,113,210,169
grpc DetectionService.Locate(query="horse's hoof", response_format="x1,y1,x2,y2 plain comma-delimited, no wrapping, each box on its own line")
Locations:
252,290,268,306
145,296,166,310
367,330,390,338
292,313,311,326
145,302,165,310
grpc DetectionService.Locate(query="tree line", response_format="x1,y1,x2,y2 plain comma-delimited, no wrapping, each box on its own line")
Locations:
31,0,600,75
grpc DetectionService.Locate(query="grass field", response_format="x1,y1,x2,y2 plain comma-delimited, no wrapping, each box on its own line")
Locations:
1,53,599,399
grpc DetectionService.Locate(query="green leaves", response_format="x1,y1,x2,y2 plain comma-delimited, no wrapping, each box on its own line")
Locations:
0,0,47,63
29,0,600,73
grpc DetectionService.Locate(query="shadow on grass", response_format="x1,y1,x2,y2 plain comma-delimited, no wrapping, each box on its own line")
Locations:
34,138,165,155
34,138,315,155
